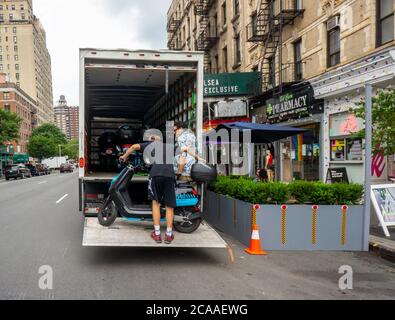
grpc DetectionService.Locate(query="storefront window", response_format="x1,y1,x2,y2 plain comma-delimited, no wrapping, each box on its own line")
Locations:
287,123,321,181
331,138,364,161
347,138,363,161
331,139,346,161
330,112,364,162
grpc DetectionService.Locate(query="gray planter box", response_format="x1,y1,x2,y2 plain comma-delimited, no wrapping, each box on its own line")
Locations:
204,191,366,251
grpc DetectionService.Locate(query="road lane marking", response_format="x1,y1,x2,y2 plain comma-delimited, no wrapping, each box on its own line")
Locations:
56,194,69,204
38,181,48,185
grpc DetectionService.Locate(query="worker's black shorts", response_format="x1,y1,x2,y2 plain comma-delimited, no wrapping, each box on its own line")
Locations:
148,177,176,209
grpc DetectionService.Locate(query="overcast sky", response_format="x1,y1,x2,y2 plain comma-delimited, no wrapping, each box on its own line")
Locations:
34,0,172,106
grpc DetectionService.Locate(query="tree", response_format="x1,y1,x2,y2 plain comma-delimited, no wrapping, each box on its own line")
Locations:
28,124,67,159
31,123,67,146
0,109,22,146
28,135,57,159
354,89,395,156
61,139,79,160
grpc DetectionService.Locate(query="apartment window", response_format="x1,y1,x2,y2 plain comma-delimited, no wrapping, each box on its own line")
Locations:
222,2,227,26
223,46,228,72
13,27,16,34
328,23,340,67
13,36,17,44
294,39,303,81
20,4,25,11
0,64,2,71
9,14,13,21
0,14,3,21
4,104,10,112
234,0,240,16
15,73,19,80
213,14,218,35
15,64,19,70
234,33,241,65
11,5,15,11
378,0,394,46
296,0,303,9
0,5,3,11
14,46,17,52
4,92,10,99
14,55,18,61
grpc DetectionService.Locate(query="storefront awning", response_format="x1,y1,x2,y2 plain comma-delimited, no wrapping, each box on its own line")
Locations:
210,122,307,144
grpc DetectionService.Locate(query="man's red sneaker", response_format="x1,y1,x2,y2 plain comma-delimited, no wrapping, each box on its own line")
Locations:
164,233,175,245
151,232,162,244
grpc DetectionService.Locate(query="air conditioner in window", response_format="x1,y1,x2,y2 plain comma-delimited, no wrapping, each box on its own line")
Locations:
327,16,340,31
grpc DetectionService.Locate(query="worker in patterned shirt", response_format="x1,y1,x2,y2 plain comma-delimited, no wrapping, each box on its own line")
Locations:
173,121,197,182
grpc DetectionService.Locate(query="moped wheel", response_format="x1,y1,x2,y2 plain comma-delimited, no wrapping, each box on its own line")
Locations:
174,209,201,234
98,199,118,227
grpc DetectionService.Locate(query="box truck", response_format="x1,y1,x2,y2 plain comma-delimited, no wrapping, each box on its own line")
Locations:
78,49,204,216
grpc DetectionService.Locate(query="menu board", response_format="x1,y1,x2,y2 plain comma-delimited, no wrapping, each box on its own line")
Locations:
326,167,349,184
371,184,395,238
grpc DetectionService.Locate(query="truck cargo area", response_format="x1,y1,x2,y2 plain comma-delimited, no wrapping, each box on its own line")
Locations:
83,218,228,249
79,50,203,214
84,54,198,178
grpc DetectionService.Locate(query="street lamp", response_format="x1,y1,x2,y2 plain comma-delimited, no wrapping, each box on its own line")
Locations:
57,144,63,169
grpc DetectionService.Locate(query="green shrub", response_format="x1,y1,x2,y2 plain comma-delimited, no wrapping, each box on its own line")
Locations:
208,176,364,205
331,183,364,205
288,181,318,204
309,183,337,205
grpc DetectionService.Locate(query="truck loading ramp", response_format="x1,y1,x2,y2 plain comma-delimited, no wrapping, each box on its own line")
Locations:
83,218,228,249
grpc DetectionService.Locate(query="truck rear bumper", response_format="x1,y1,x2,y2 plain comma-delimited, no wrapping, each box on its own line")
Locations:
83,218,227,249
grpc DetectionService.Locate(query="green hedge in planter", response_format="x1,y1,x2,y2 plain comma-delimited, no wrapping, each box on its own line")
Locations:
208,176,364,205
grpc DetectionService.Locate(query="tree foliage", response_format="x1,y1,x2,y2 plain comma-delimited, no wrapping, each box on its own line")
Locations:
31,123,67,146
28,124,67,159
62,139,79,160
0,109,22,145
28,135,57,159
354,89,395,156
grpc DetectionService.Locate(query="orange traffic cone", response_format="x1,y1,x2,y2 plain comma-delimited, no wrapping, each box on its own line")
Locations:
245,224,267,256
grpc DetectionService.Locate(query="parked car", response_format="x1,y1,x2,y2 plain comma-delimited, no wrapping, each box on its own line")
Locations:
25,163,39,177
60,163,73,173
5,164,32,180
36,163,51,175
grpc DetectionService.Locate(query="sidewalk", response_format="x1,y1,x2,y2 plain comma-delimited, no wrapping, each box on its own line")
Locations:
370,227,395,263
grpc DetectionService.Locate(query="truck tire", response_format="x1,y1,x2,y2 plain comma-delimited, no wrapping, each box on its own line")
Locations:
174,209,201,234
98,199,118,227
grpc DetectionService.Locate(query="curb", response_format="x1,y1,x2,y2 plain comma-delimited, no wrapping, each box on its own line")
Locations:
370,235,395,263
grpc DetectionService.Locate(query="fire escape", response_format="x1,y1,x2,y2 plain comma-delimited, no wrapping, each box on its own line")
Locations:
247,0,304,95
167,0,194,51
195,0,217,73
167,15,182,50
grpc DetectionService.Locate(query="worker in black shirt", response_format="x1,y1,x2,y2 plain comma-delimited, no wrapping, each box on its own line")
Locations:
120,134,176,245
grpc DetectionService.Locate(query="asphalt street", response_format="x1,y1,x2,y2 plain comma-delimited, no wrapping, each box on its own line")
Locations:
0,172,394,300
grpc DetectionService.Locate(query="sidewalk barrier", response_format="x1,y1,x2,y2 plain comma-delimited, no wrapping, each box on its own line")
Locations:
245,205,267,256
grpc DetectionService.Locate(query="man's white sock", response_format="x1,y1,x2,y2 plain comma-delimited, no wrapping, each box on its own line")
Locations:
154,225,161,236
166,228,173,236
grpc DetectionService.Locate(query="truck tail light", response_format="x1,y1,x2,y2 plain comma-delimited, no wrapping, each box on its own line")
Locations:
79,157,85,168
